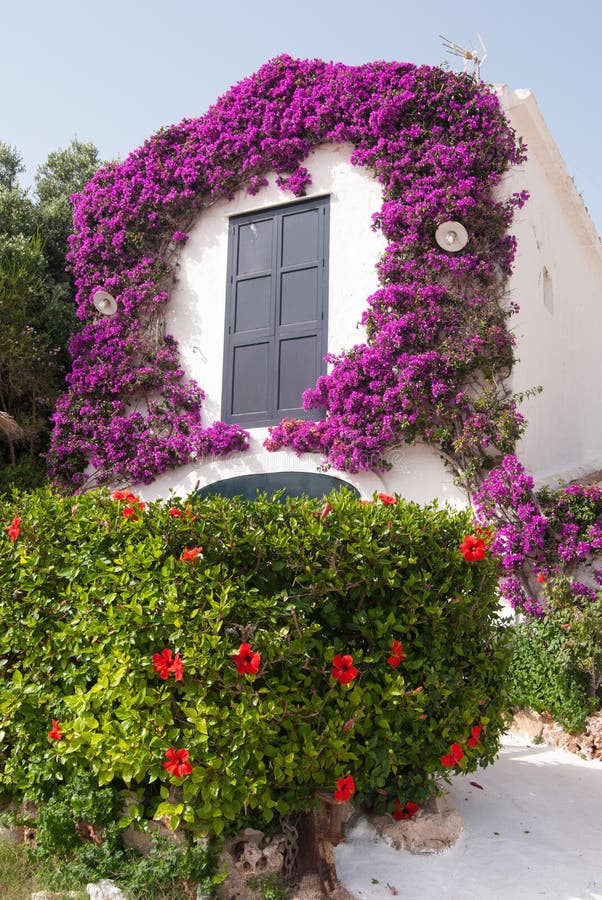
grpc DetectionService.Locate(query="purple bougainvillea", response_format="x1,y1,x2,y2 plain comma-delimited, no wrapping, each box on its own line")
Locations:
474,454,602,614
48,55,527,488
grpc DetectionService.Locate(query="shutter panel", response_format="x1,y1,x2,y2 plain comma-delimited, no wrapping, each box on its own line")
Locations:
277,335,320,414
231,343,271,417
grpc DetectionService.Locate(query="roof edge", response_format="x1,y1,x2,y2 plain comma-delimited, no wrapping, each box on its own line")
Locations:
495,84,602,268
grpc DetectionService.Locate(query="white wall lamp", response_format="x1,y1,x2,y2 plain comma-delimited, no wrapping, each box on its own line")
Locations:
92,290,118,316
435,221,469,252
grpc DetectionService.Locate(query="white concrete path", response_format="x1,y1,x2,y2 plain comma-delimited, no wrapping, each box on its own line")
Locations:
335,735,602,900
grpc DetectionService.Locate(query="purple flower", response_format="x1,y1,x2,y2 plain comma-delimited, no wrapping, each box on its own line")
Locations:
49,56,527,490
569,581,597,602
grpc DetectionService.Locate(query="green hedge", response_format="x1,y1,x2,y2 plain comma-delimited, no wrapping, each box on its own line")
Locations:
507,589,602,734
0,487,508,837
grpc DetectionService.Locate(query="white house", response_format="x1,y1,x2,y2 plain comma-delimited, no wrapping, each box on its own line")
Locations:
132,84,601,505
499,87,602,486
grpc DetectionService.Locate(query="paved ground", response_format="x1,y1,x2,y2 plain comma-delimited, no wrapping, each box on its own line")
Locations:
334,735,602,900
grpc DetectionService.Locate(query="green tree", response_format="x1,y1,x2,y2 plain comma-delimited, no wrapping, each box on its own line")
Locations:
34,139,101,282
34,140,103,364
0,139,103,490
0,143,36,237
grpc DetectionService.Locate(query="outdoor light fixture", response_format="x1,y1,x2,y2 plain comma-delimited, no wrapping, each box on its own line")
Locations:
92,290,118,316
435,221,469,252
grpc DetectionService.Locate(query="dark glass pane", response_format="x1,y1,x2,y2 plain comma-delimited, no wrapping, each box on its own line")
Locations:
234,276,271,333
237,219,273,275
280,268,318,326
278,335,317,411
194,472,360,501
232,343,270,415
282,208,319,267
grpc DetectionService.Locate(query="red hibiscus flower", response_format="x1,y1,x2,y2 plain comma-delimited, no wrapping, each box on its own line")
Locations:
123,505,136,519
171,653,184,681
163,747,193,777
153,648,173,679
459,535,486,562
153,648,184,681
6,516,21,541
441,742,464,767
112,489,144,507
331,654,358,685
180,546,203,561
48,719,62,740
333,774,355,802
387,640,406,668
168,507,184,517
233,642,261,675
377,493,397,506
392,800,419,820
536,572,546,584
467,724,482,748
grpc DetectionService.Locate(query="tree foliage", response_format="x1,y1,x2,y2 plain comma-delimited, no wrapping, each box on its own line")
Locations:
0,139,102,490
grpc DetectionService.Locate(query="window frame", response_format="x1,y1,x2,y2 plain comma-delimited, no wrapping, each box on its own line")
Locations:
221,195,330,427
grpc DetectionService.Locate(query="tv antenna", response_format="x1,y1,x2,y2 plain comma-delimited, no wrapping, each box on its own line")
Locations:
439,33,487,80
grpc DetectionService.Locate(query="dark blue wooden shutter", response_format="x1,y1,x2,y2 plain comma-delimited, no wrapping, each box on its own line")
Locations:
223,197,329,426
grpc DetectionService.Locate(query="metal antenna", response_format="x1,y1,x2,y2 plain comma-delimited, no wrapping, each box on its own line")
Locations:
439,33,487,79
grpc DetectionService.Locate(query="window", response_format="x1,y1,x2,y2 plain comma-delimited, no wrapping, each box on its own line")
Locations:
193,472,359,502
222,196,329,427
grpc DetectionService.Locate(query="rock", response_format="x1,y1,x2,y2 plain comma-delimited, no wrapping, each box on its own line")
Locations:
121,818,187,856
0,822,23,844
225,827,286,877
370,792,463,854
120,789,187,856
217,828,287,899
290,873,355,900
0,799,38,846
510,709,549,741
86,880,128,899
510,708,602,761
0,822,37,845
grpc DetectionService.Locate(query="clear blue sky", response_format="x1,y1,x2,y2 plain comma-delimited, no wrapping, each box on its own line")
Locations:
3,0,601,234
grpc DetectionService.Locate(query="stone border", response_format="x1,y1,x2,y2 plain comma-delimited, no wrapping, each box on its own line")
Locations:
510,709,602,760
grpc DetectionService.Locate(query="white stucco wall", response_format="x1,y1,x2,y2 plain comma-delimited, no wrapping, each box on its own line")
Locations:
141,143,463,505
140,91,602,504
499,87,602,486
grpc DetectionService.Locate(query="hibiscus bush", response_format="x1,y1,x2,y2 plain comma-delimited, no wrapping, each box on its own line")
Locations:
0,487,508,839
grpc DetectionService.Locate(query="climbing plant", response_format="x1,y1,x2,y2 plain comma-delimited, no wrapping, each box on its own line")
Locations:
48,55,526,489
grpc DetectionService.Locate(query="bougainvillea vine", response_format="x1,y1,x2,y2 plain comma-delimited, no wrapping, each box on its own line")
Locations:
48,54,526,490
474,454,602,615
